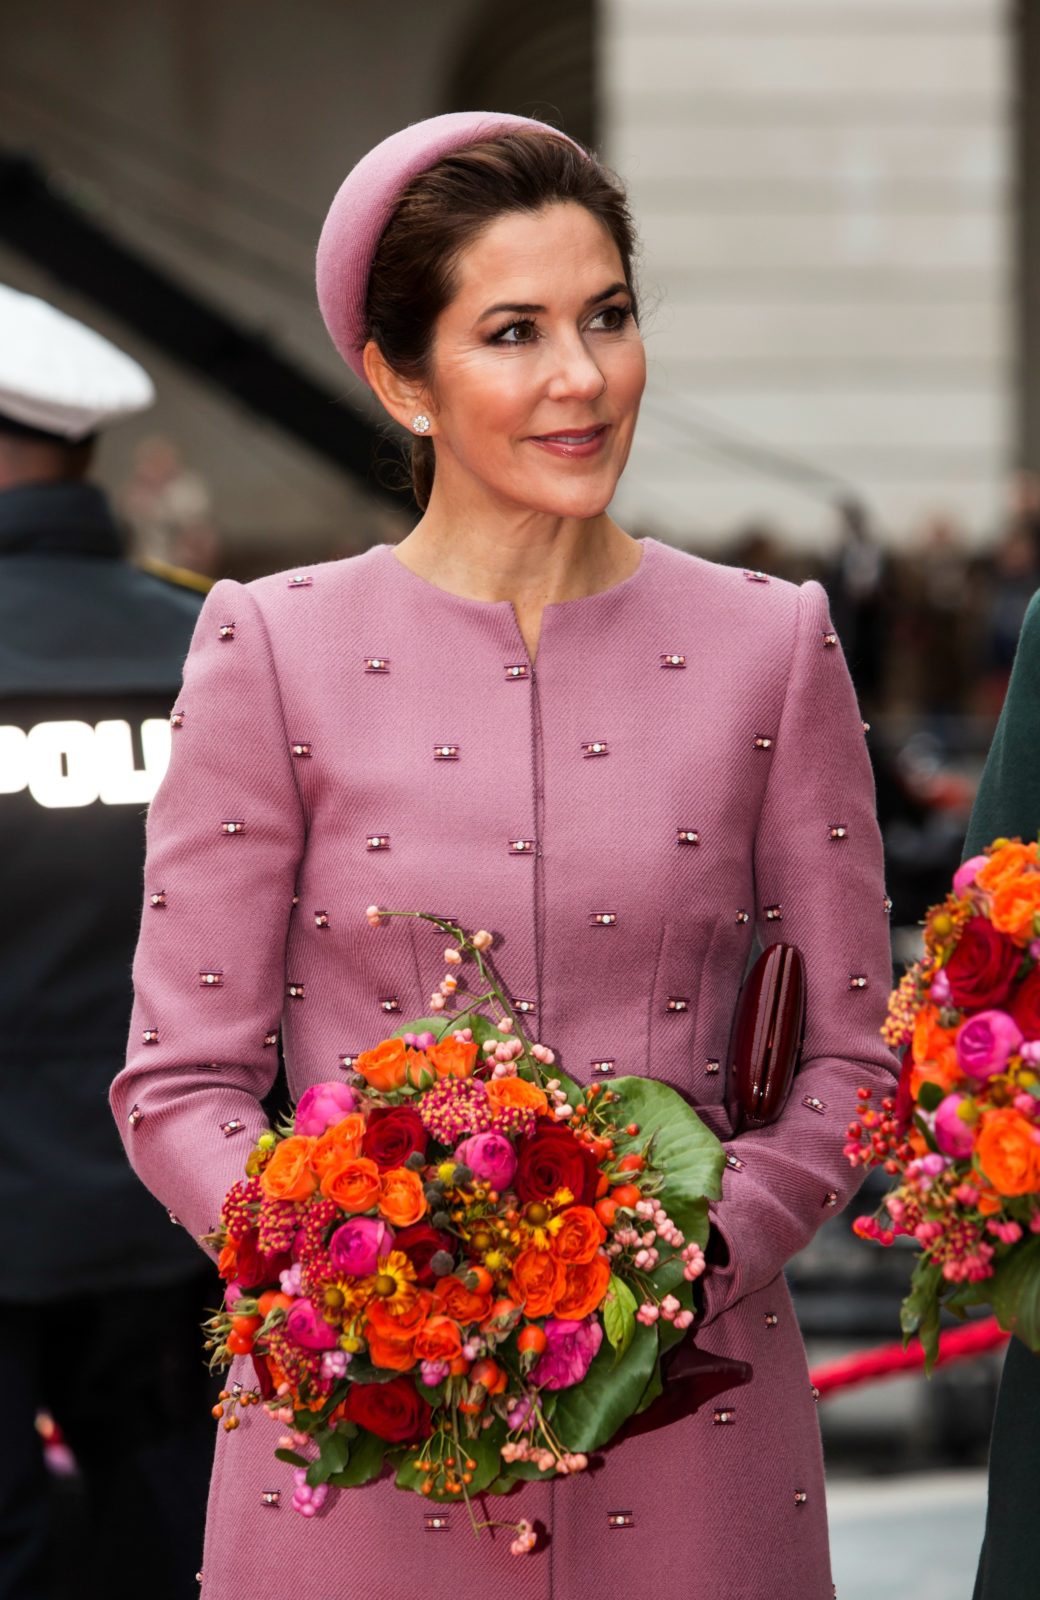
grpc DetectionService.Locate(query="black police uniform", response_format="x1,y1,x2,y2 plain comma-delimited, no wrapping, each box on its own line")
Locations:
0,479,216,1600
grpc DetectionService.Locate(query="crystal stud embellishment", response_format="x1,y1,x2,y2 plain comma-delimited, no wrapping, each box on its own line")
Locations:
143,1029,159,1045
590,912,618,926
261,1491,280,1507
170,709,184,729
314,911,330,929
736,909,750,924
340,1054,359,1070
660,653,686,668
824,1190,838,1207
713,1408,736,1425
380,997,400,1012
706,1058,720,1075
849,975,868,989
794,1491,808,1507
434,745,460,760
221,1120,246,1137
288,573,313,588
765,1313,779,1328
726,1152,745,1171
677,829,700,845
743,569,770,583
802,1094,826,1115
291,743,312,758
883,896,893,915
505,663,529,680
823,630,838,648
591,1060,615,1076
218,623,236,641
582,741,609,757
666,996,689,1012
288,982,305,1000
199,971,224,987
513,998,537,1014
150,890,167,908
221,820,245,836
365,657,390,672
264,1031,278,1047
509,839,536,854
423,1512,450,1532
367,835,390,851
754,736,774,751
608,1511,635,1529
128,1104,143,1127
829,824,848,841
765,905,782,921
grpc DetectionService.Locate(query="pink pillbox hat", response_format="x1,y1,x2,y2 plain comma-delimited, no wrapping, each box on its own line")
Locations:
315,111,584,385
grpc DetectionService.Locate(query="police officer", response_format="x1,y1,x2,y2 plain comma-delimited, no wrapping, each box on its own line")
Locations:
0,285,215,1600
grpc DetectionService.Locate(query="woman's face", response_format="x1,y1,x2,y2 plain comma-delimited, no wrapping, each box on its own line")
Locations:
424,202,646,520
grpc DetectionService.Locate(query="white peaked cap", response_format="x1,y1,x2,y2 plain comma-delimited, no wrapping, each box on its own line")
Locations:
0,283,155,440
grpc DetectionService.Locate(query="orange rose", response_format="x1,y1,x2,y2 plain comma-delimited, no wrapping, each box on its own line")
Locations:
378,1167,428,1228
976,1109,1040,1197
426,1037,479,1080
509,1246,566,1318
486,1076,549,1116
910,1005,961,1098
976,841,1039,896
432,1275,493,1325
259,1135,318,1202
552,1205,607,1264
413,1314,463,1364
405,1049,437,1089
320,1155,381,1211
990,877,1040,945
553,1252,612,1319
217,1242,239,1279
355,1038,409,1092
365,1291,430,1371
312,1113,367,1178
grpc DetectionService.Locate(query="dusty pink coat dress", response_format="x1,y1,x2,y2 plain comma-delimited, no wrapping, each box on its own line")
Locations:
111,535,897,1599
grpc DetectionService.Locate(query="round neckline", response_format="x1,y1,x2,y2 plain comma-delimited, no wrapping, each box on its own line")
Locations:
378,534,661,613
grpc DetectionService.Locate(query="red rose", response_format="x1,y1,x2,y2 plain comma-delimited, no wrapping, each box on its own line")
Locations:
342,1376,431,1443
362,1106,428,1172
945,917,1021,1010
515,1119,599,1206
233,1235,291,1292
1010,968,1040,1038
393,1221,455,1287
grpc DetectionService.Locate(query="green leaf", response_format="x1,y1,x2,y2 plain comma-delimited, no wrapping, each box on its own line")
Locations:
608,1077,724,1248
273,1448,308,1468
307,1426,351,1485
633,1363,663,1414
327,1429,386,1488
916,1081,945,1113
550,1319,659,1452
988,1235,1040,1353
603,1274,637,1363
900,1258,943,1373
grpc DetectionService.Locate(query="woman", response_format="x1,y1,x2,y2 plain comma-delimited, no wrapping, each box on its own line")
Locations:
111,112,898,1600
966,588,1040,1600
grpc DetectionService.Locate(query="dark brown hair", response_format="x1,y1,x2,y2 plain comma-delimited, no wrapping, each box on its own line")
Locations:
364,129,639,510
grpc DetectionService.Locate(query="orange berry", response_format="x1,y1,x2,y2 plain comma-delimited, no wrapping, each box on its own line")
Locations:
617,1153,645,1174
610,1183,642,1209
595,1197,618,1228
518,1324,548,1355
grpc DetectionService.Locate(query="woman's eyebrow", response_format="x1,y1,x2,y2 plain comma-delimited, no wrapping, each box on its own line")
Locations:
476,281,630,324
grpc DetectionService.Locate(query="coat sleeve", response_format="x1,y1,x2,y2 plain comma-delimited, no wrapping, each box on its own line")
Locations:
964,588,1040,859
699,579,900,1327
109,578,305,1254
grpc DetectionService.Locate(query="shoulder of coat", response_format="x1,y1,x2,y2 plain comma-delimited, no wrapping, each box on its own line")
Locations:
648,536,803,633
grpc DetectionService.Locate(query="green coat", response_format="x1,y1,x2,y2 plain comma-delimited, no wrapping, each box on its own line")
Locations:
967,589,1040,1600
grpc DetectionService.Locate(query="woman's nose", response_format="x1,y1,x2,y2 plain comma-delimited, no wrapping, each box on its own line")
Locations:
545,334,607,403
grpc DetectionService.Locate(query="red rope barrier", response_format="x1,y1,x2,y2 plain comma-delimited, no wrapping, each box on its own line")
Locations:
809,1316,1010,1397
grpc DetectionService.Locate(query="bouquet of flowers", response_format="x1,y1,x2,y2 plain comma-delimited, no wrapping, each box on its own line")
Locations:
204,908,724,1545
847,837,1040,1369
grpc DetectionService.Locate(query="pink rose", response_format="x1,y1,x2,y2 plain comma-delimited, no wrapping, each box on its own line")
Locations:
953,855,989,898
285,1297,341,1351
530,1316,603,1391
933,1093,975,1159
329,1217,396,1278
956,1010,1023,1080
454,1130,517,1191
294,1080,357,1137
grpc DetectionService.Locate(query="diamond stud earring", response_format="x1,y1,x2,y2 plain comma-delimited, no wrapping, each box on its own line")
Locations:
411,414,431,434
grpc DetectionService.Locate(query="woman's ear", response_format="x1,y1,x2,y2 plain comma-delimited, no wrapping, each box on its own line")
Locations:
362,340,434,434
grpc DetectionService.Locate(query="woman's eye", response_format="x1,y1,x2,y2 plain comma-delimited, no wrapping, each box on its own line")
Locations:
492,319,539,345
589,304,632,332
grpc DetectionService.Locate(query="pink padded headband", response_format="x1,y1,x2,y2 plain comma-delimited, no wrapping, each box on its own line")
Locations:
315,111,585,385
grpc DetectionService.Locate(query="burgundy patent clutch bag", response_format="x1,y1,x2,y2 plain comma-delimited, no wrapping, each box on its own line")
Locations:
730,942,806,1131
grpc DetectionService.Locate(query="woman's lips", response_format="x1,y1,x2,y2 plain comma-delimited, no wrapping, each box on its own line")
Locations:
528,425,609,459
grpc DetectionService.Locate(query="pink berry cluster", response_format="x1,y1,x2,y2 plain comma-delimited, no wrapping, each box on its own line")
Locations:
499,1439,588,1476
510,1518,538,1556
291,1466,328,1518
844,1086,912,1174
